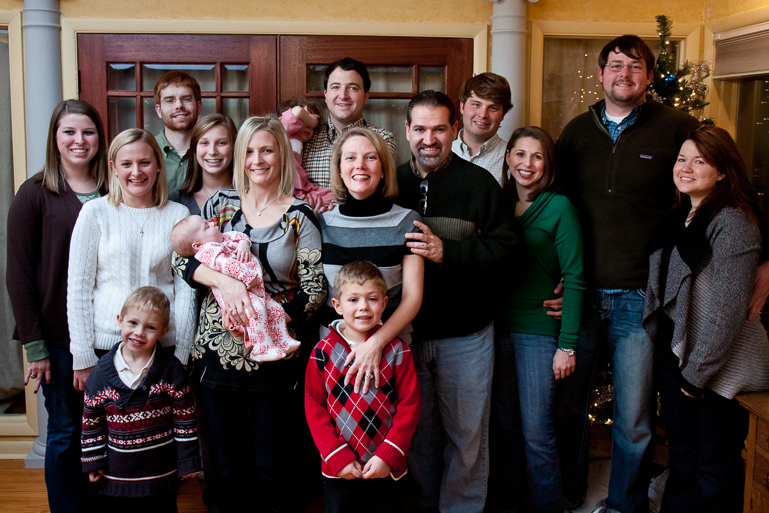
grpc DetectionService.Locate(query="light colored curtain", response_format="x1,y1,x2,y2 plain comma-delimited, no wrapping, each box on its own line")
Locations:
0,34,24,414
542,37,668,140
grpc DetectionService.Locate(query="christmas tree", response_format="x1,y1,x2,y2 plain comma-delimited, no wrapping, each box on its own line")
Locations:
650,15,711,118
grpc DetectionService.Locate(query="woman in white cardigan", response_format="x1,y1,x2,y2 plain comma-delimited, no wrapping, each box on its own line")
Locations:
67,128,195,390
643,125,769,512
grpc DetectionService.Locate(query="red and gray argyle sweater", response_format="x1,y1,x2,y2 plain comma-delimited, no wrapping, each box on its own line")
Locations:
304,324,420,480
81,343,200,497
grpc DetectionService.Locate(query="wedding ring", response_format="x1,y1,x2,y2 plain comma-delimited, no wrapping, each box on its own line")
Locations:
30,374,36,379
229,307,235,313
365,373,374,379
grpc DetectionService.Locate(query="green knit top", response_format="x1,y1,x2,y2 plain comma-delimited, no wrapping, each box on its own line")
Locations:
499,190,586,349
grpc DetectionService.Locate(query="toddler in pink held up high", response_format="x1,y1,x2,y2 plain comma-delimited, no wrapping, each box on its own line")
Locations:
171,215,300,361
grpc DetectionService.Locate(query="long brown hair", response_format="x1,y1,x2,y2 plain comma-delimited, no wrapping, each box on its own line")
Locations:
178,114,237,195
678,125,755,224
500,126,558,201
42,100,109,194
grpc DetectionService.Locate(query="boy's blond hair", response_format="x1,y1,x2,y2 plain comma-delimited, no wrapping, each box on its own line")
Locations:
120,286,171,328
170,217,198,257
333,261,387,300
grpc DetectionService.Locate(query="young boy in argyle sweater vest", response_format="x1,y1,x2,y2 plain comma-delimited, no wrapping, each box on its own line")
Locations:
81,287,200,512
305,261,421,513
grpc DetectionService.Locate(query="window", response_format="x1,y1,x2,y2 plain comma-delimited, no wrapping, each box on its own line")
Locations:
541,37,678,139
736,75,769,209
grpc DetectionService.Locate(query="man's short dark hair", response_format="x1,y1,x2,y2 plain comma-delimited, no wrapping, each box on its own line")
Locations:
458,73,513,114
598,35,655,74
323,57,372,93
406,90,456,127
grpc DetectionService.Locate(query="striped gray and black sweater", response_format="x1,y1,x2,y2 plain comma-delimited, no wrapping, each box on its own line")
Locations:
81,343,200,497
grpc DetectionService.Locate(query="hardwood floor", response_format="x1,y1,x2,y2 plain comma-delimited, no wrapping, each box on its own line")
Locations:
0,460,324,512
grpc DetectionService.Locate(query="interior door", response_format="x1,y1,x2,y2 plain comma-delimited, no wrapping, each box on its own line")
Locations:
279,35,474,164
78,34,277,140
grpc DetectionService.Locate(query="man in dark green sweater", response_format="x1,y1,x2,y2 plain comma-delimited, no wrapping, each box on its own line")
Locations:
555,35,769,513
396,90,517,513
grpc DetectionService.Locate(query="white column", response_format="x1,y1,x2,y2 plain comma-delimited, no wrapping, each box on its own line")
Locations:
489,0,528,140
23,0,62,177
22,0,61,469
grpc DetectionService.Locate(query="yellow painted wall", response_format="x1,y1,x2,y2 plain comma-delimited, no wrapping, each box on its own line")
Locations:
0,0,20,11
57,0,491,23
706,0,769,21
527,0,704,24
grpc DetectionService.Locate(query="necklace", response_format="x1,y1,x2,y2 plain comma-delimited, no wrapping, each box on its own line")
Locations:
124,206,152,237
201,185,216,200
255,196,280,216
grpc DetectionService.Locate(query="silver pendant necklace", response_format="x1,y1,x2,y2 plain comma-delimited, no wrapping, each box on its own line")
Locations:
256,196,280,216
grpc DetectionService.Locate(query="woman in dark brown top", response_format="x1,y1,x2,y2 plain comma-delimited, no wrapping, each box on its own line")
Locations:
6,99,108,513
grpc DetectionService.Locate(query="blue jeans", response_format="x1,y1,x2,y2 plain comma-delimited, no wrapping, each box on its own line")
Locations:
555,289,654,513
407,322,494,513
42,348,98,513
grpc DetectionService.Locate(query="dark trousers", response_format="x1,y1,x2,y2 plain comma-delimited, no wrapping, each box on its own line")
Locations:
99,491,178,513
323,476,406,513
655,345,747,513
198,385,293,513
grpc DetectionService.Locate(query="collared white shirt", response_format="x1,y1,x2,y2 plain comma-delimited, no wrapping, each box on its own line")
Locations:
113,342,156,390
451,130,508,185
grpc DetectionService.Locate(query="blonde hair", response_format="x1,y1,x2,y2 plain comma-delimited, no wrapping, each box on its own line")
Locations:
232,116,295,199
333,261,388,300
120,286,171,328
43,100,109,194
329,128,398,204
107,129,168,208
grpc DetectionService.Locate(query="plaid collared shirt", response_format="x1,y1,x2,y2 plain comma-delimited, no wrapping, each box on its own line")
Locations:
600,103,640,143
451,130,507,185
301,117,397,188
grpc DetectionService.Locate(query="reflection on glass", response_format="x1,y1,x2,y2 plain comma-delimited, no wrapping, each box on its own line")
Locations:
143,97,215,135
142,64,215,92
109,97,137,139
223,65,249,92
108,64,136,91
307,65,327,92
542,37,671,139
223,98,249,129
368,66,412,93
736,76,769,212
0,30,25,415
364,99,410,165
419,67,445,92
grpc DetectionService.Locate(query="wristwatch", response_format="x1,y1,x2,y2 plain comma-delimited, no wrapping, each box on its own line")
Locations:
558,348,576,356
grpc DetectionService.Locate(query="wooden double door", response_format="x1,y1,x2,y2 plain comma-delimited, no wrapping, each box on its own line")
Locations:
78,34,474,164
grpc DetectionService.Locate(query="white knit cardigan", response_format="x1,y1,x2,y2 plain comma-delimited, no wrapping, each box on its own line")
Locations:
67,197,195,370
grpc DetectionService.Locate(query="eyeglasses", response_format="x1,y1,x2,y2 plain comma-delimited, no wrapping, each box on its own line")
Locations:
605,62,646,74
161,96,196,105
418,179,428,215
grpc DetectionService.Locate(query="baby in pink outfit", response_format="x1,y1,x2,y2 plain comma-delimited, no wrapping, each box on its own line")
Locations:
278,99,334,210
171,215,300,362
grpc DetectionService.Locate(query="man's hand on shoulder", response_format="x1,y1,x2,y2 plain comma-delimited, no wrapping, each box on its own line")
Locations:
405,220,443,264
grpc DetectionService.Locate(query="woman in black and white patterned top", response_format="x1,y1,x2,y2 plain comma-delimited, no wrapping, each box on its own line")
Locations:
174,116,326,512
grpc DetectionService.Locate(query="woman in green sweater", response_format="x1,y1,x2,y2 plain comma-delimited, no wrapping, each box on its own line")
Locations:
488,126,585,513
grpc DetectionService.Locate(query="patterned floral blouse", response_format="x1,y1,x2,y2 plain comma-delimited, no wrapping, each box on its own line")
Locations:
173,189,327,391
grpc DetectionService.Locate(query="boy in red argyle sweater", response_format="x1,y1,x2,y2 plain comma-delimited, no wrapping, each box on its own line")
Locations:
305,261,420,513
